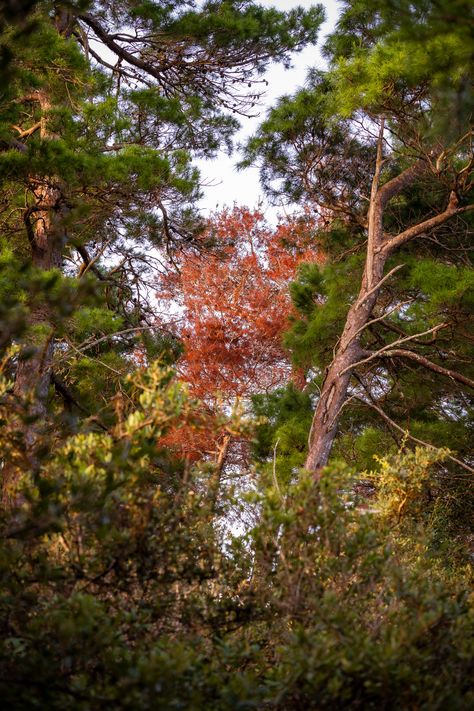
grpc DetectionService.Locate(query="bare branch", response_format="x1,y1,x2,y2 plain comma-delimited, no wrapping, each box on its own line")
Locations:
350,299,413,343
339,323,448,376
75,244,106,281
272,438,282,498
356,397,474,474
78,241,110,279
377,158,426,210
366,117,385,285
216,434,231,476
377,348,474,390
12,121,41,138
64,340,124,376
382,191,474,255
57,325,169,361
355,264,405,309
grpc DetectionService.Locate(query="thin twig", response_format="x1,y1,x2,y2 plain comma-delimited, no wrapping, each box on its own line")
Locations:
65,341,124,376
355,264,405,309
349,299,413,345
57,325,164,361
378,349,474,390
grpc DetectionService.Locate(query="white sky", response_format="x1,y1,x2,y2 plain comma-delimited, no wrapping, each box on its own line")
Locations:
197,0,341,220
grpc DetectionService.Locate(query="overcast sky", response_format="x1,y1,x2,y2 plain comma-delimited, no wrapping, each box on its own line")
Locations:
197,0,340,219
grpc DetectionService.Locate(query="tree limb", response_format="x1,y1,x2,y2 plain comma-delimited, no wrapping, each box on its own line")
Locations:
12,121,42,138
355,397,474,474
76,244,106,280
376,158,426,211
382,191,474,255
78,241,110,279
79,14,170,81
377,348,474,390
339,323,448,376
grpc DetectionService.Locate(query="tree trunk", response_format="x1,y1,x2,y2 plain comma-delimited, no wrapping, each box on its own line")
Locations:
305,258,385,474
14,177,64,420
307,115,412,474
2,91,66,503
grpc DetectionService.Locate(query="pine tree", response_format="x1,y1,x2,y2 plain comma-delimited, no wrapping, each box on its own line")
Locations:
1,4,474,707
0,0,324,500
243,0,474,474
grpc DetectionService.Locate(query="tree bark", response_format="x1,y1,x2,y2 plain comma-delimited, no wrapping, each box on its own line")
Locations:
15,174,64,417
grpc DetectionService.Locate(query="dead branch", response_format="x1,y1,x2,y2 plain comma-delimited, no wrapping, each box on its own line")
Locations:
339,323,449,376
377,348,474,390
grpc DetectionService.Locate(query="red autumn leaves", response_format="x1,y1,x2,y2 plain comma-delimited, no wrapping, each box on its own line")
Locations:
155,206,322,466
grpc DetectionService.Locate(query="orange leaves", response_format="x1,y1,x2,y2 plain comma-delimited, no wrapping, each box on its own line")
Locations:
154,206,322,464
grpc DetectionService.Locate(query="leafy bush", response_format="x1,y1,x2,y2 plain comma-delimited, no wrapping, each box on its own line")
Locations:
0,365,472,709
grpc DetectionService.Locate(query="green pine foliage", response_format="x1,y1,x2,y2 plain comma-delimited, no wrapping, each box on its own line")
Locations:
252,384,313,484
286,256,363,371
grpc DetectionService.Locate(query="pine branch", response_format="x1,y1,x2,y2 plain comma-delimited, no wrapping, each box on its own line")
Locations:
79,14,170,81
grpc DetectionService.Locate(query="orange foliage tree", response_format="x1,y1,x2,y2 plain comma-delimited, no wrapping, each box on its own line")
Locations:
155,206,323,470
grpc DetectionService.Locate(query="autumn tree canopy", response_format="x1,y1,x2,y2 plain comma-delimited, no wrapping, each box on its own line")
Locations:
155,207,323,396
152,206,322,474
